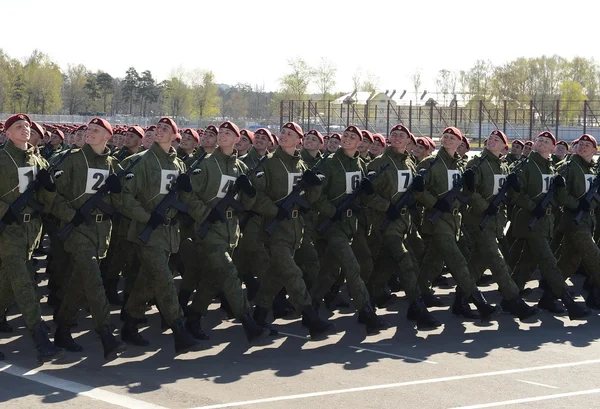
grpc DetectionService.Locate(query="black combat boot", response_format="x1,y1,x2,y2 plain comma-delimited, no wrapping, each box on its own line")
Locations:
301,305,335,339
451,288,479,319
104,278,122,306
97,325,127,360
273,290,295,318
32,321,64,362
323,284,351,310
219,293,235,319
243,274,260,302
560,290,591,320
471,290,497,321
500,297,539,320
407,296,442,330
421,291,444,308
372,289,398,309
253,305,278,336
178,290,191,315
54,325,83,352
357,302,390,335
185,311,210,340
241,312,270,343
171,318,202,355
121,316,150,346
585,286,600,310
537,289,566,314
388,274,403,292
0,312,13,333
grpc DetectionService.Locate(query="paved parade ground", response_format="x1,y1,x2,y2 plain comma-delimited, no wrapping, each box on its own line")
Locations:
1,255,599,409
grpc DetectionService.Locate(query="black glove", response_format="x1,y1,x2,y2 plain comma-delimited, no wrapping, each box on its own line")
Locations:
1,210,17,226
301,170,322,186
105,174,122,194
506,173,520,193
275,207,291,221
434,197,452,213
485,202,499,216
578,198,591,212
532,204,546,219
386,204,401,221
206,209,225,223
71,209,87,227
235,175,256,198
176,174,192,193
148,211,166,229
412,175,425,193
553,175,566,188
360,178,374,195
37,169,56,192
463,169,475,191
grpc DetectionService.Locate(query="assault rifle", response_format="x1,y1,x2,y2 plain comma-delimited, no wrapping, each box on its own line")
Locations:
0,149,72,234
527,165,568,230
264,152,330,236
57,154,142,240
428,154,488,226
574,163,600,224
380,156,439,233
318,164,389,233
137,152,207,244
479,156,528,230
197,155,267,239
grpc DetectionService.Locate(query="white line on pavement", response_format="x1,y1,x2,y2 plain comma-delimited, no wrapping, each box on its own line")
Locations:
0,363,170,409
448,387,600,409
516,379,559,389
188,358,600,409
348,346,437,364
276,331,310,340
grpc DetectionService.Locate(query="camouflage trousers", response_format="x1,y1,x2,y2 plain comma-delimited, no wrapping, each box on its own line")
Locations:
124,245,183,326
0,255,41,330
510,234,568,298
557,229,600,287
178,237,201,294
233,221,271,283
311,235,370,309
464,223,520,300
294,228,320,289
54,248,111,330
106,235,140,295
254,244,312,312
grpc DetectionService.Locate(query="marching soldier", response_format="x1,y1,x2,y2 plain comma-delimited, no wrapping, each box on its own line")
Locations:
196,124,218,157
506,140,524,165
177,128,200,166
235,129,253,156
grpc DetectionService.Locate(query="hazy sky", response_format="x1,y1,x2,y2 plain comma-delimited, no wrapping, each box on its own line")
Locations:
2,0,598,98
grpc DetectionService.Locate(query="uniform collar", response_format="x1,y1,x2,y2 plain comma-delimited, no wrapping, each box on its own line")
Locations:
83,143,110,158
481,148,502,164
274,146,300,162
4,139,36,159
529,151,552,167
384,146,408,161
149,141,177,160
571,153,594,169
212,147,238,162
437,146,460,166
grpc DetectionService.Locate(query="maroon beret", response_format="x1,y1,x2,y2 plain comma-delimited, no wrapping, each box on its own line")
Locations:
127,125,145,139
89,117,113,135
462,135,471,150
282,122,303,138
219,121,241,138
537,131,556,145
305,129,325,144
390,124,411,137
205,125,219,136
344,125,363,141
416,137,430,149
425,136,436,149
4,113,31,131
442,126,463,140
556,140,570,149
182,128,200,143
254,128,274,145
76,124,88,132
372,134,386,146
489,129,508,146
30,121,45,139
361,130,374,143
409,132,416,144
329,133,341,141
240,129,255,143
52,129,65,140
272,134,279,145
524,140,534,146
577,134,597,149
158,117,178,135
512,139,524,147
174,133,181,142
146,125,156,132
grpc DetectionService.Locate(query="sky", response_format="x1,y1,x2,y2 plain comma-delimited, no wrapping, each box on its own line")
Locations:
2,0,600,98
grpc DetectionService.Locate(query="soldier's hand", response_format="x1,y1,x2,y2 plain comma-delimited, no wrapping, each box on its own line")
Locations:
275,207,291,221
386,204,401,221
485,202,499,216
235,175,256,198
434,197,452,213
71,209,86,227
359,178,374,195
412,175,425,192
506,173,520,192
176,174,192,193
105,174,122,194
1,210,18,226
206,209,225,223
532,204,546,219
578,198,591,212
37,169,56,192
463,169,475,191
148,211,166,229
553,175,566,188
301,170,322,186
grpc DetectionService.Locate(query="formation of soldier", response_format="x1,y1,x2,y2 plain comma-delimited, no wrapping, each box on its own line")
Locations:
0,113,598,363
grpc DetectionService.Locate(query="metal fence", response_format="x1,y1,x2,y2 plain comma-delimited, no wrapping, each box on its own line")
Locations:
279,100,600,144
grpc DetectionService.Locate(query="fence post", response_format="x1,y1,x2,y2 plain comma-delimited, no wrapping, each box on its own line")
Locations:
408,100,412,130
529,99,533,141
327,100,331,134
503,100,507,134
365,101,369,131
301,101,305,128
583,100,588,134
555,100,559,137
429,103,434,137
279,100,284,130
478,100,483,147
290,100,294,122
386,101,390,134
307,100,311,130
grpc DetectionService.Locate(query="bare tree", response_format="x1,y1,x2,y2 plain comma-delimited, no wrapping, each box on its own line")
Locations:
315,57,337,100
409,68,422,105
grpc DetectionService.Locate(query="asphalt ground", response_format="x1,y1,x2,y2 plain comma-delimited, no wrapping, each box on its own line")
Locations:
1,252,599,409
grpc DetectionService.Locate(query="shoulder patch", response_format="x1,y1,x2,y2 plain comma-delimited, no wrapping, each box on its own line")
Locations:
54,169,65,179
125,172,135,180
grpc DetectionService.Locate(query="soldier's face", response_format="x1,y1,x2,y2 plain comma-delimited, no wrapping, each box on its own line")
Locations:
413,143,428,160
302,134,321,151
30,130,41,146
523,145,532,156
327,138,341,152
50,133,62,147
441,133,462,151
217,128,239,149
125,132,141,149
155,123,176,145
279,128,300,149
253,133,270,151
533,136,554,156
86,124,111,147
457,141,469,156
511,144,523,156
73,132,85,147
341,131,361,152
142,131,154,148
180,133,197,151
486,135,504,155
389,130,409,151
370,141,385,156
201,130,217,148
577,140,596,162
554,144,568,158
235,135,252,152
357,138,372,153
6,120,31,146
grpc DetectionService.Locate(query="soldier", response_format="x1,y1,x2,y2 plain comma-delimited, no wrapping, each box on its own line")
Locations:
310,125,388,334
509,131,590,319
555,134,600,309
50,117,127,360
176,128,200,166
235,129,253,156
326,133,341,153
462,130,538,320
370,134,386,157
357,130,373,162
522,140,533,157
457,135,470,161
197,124,218,157
366,123,441,329
0,114,64,362
114,126,144,162
141,126,155,150
416,127,497,320
412,137,430,163
119,117,201,354
250,122,334,338
179,121,269,342
552,140,569,165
